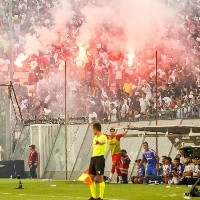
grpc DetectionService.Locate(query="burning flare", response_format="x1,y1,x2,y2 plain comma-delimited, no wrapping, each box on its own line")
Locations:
76,45,87,67
127,53,135,67
15,54,27,67
78,45,87,61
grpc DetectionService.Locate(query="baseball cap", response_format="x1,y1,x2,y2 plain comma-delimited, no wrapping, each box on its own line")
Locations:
121,149,127,153
29,144,35,149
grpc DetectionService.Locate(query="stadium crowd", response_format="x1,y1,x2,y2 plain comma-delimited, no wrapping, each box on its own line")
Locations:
0,0,200,124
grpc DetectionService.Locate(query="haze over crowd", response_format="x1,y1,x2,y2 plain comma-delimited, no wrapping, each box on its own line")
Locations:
0,0,199,123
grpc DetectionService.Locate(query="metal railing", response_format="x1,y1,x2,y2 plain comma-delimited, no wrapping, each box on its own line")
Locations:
20,104,200,125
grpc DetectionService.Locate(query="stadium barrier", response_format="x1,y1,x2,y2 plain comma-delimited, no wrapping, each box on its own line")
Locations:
11,118,200,181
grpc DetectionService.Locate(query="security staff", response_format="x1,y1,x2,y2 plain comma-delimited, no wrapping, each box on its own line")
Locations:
28,144,38,178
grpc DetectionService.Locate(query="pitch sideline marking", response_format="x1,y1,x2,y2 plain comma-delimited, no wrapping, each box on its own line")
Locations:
0,193,11,195
0,192,127,200
64,196,127,200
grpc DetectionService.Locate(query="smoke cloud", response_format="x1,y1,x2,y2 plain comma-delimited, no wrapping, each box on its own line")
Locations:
51,0,73,33
23,0,179,57
23,0,74,56
78,0,177,53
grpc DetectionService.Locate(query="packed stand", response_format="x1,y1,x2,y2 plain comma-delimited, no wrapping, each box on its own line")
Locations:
0,0,200,124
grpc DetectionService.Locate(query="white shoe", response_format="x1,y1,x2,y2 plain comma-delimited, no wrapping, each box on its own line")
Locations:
105,178,111,183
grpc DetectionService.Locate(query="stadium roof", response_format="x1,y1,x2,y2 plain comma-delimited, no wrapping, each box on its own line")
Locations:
129,125,200,134
126,125,200,141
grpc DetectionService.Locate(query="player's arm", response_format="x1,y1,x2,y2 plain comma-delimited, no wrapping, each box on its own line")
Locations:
96,135,107,145
121,129,128,136
122,124,130,136
96,140,106,145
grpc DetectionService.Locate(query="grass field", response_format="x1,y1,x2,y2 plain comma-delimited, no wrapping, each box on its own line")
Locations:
0,179,198,200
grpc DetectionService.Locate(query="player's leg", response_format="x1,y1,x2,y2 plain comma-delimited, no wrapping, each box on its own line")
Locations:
131,176,138,183
96,156,106,200
144,167,157,184
133,177,138,183
115,154,122,182
111,160,116,175
164,174,169,184
143,167,151,184
138,177,144,184
89,157,97,200
106,155,116,182
121,174,128,184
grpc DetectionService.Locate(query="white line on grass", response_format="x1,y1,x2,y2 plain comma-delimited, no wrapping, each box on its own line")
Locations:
64,196,127,200
0,193,11,195
0,192,127,200
105,199,128,200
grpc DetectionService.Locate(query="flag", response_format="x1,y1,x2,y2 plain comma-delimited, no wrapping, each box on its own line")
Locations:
78,169,92,185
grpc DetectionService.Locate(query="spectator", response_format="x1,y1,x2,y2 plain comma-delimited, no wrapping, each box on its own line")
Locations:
139,93,150,115
120,99,129,120
118,149,131,184
0,0,199,125
176,147,187,165
108,103,117,122
123,78,133,96
88,107,98,124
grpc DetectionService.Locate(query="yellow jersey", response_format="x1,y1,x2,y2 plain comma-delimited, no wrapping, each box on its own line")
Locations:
107,134,123,155
92,134,107,157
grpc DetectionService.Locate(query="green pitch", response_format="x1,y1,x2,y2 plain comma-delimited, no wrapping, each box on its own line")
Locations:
0,179,197,200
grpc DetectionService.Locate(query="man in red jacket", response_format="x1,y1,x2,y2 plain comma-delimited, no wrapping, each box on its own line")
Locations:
28,144,39,178
119,149,131,183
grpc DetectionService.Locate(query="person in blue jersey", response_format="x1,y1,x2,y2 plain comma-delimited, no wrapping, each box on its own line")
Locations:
171,158,184,184
141,142,159,179
131,159,145,184
163,156,174,184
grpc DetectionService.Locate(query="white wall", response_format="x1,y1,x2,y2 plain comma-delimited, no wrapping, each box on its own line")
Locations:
14,119,199,180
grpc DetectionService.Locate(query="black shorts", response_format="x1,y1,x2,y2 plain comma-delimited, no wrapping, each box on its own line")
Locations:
89,156,105,176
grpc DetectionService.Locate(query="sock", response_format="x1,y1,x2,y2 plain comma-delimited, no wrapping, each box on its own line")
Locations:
118,176,122,181
109,173,113,179
116,168,122,176
89,182,96,198
99,181,105,199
